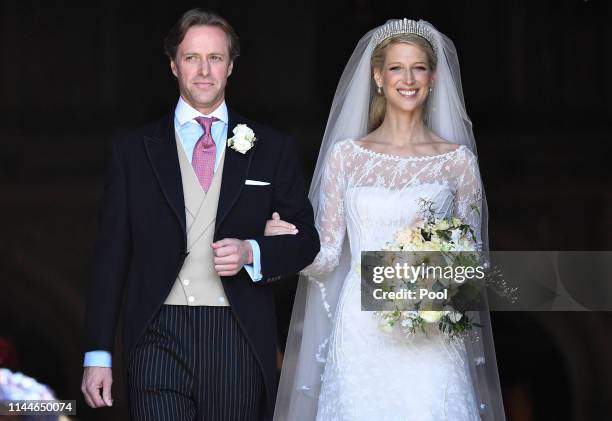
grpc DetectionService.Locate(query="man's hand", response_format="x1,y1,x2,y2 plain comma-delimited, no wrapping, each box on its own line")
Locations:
212,238,253,276
81,367,113,408
264,212,298,236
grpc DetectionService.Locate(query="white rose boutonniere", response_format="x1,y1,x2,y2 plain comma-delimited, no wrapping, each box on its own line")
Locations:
228,124,256,154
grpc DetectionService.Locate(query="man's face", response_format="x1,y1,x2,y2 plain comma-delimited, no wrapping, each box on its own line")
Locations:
171,25,233,114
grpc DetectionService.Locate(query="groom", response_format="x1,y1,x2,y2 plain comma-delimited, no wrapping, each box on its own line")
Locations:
81,9,319,420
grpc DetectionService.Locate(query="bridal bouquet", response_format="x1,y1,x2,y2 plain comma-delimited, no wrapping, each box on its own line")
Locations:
374,199,484,339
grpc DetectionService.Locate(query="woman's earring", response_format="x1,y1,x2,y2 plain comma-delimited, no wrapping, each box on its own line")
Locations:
377,86,382,95
429,86,433,93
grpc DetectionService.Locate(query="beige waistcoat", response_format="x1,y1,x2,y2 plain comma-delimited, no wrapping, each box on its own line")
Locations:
164,132,229,306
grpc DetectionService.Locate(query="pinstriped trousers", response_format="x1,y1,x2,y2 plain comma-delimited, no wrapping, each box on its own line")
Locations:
128,305,264,421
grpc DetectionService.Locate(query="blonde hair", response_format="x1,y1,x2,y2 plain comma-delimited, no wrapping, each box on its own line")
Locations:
368,34,437,132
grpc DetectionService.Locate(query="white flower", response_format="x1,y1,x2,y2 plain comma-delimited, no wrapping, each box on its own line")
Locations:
400,318,414,328
419,310,444,323
450,228,463,245
434,219,450,230
448,311,463,323
228,124,256,154
232,137,253,153
233,124,255,139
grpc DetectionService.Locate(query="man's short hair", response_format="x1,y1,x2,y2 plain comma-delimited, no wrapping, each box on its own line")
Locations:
164,9,240,61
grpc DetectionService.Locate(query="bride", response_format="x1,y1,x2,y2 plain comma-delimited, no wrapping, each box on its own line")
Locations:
271,19,506,420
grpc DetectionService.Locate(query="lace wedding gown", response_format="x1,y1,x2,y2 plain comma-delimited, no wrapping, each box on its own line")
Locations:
303,139,483,421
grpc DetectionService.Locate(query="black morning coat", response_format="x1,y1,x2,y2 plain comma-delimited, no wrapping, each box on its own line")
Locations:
84,108,320,417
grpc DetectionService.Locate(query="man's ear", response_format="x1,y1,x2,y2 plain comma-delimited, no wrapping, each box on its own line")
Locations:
227,60,234,78
170,60,178,78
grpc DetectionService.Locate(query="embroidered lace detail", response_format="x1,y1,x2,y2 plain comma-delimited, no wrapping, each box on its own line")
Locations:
302,139,482,420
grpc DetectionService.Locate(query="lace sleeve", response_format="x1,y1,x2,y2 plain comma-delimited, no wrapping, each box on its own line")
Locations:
453,150,483,246
302,142,347,278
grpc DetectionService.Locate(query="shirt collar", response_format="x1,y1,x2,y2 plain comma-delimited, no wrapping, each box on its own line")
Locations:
174,97,228,127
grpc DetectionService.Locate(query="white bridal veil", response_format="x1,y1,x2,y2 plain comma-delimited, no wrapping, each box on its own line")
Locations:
275,19,505,421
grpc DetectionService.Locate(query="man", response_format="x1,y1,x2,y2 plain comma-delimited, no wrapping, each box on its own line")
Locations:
81,9,319,420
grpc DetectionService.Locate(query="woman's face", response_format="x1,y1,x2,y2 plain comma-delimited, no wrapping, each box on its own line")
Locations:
374,42,435,114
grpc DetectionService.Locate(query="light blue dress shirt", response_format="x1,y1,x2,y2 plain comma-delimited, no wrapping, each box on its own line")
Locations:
84,98,263,368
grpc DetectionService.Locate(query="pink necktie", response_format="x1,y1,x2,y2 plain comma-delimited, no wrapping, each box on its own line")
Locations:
192,116,218,192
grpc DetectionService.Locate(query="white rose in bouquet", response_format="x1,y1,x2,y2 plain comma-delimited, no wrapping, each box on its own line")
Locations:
419,311,444,323
447,311,464,323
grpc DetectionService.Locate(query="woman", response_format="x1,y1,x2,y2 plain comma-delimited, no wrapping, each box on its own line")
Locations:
271,19,505,420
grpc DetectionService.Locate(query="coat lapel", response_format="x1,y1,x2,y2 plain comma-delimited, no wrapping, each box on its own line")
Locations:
144,114,187,248
215,108,255,234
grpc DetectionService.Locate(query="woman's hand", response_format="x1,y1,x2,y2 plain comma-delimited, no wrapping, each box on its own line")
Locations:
264,212,298,236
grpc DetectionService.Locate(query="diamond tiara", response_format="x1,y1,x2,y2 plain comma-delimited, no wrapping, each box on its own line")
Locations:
371,18,437,56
